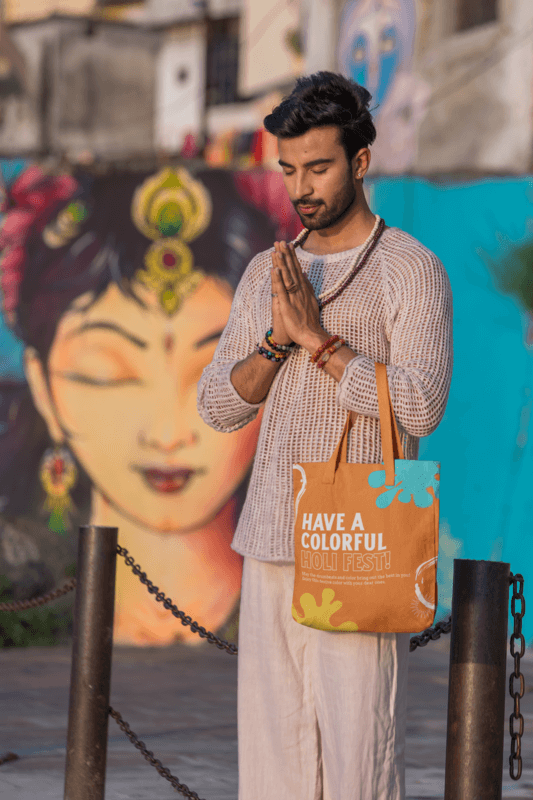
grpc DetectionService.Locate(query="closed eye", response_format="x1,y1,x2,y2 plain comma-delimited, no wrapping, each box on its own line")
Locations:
57,372,142,387
283,169,327,175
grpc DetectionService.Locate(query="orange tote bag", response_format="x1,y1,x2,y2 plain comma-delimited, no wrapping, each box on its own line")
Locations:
292,362,439,633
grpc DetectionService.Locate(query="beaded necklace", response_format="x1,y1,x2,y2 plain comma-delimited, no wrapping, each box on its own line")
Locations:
292,215,385,310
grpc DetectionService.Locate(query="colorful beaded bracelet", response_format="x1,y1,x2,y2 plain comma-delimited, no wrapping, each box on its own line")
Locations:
310,334,341,364
255,343,288,363
317,338,346,369
265,328,294,353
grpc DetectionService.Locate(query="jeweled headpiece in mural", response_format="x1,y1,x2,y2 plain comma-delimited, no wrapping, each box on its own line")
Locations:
0,165,213,326
131,167,212,315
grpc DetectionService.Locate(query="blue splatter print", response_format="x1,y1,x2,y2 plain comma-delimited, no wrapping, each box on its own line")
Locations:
368,461,440,509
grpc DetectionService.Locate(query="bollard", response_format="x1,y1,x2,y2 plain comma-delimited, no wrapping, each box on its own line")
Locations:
64,526,118,800
444,559,510,800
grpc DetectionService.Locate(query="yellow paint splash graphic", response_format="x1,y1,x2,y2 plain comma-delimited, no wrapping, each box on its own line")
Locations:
292,588,358,631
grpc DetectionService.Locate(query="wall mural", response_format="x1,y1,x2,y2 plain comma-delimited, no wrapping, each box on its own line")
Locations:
0,163,298,646
2,166,532,647
337,0,430,173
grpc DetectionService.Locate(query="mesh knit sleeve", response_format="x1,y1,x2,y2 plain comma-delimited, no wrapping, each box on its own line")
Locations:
197,255,265,433
337,245,453,437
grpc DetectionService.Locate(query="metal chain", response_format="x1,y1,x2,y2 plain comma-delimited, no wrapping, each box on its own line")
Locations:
1,546,524,790
119,543,454,656
109,707,205,799
409,614,452,652
0,578,76,612
116,546,237,655
509,573,525,781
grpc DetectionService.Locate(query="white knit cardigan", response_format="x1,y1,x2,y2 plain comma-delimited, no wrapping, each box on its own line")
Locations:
197,226,453,562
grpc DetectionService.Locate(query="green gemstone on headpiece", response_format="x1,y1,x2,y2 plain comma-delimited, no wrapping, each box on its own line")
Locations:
157,202,183,238
67,201,88,223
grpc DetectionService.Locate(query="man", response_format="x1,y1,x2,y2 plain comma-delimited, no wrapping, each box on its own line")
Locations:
197,71,452,800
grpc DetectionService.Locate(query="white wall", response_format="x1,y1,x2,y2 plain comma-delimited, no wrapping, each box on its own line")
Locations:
238,0,302,95
305,0,338,73
155,26,205,153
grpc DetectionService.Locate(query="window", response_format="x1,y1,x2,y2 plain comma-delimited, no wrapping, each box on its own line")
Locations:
456,0,498,32
206,17,240,106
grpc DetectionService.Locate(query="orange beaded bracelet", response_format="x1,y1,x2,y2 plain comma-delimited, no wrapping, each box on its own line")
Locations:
316,338,346,369
310,335,341,364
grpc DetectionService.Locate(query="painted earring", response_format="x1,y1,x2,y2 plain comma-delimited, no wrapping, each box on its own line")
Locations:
39,446,77,534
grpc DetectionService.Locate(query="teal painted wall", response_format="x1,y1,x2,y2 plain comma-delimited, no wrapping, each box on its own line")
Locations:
371,177,533,641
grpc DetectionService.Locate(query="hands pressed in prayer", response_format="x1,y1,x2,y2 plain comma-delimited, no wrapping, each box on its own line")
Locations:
270,241,325,349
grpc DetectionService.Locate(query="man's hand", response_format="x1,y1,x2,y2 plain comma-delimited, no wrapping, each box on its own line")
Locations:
270,241,327,350
270,244,293,346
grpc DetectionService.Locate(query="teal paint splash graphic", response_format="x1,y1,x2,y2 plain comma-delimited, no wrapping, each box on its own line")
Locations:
368,461,440,508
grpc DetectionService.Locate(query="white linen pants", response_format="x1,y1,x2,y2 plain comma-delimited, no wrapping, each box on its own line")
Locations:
237,557,409,800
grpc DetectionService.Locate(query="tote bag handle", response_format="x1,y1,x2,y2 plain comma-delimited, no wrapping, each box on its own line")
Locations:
375,362,404,485
323,362,404,485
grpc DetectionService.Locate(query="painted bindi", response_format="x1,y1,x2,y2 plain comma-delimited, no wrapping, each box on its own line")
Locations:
164,332,175,354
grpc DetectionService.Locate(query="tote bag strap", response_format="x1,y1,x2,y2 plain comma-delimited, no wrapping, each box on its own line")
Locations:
375,362,404,486
322,412,354,485
322,364,404,485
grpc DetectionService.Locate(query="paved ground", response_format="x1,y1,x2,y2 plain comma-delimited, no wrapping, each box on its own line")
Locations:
0,636,532,799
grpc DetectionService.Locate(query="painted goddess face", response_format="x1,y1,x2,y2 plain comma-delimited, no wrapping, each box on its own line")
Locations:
33,276,260,532
337,0,415,110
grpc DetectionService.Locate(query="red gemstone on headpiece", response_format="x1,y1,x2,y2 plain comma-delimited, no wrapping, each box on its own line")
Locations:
162,251,176,268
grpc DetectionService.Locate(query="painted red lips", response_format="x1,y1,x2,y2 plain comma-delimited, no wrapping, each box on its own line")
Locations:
136,467,204,494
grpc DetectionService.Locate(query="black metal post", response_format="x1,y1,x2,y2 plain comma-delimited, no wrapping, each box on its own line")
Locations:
64,526,118,800
444,558,510,800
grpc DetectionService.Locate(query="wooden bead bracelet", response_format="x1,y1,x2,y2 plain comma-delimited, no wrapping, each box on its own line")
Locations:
310,334,341,363
316,338,346,369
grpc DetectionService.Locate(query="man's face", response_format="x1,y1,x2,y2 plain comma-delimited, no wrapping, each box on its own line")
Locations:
278,125,358,231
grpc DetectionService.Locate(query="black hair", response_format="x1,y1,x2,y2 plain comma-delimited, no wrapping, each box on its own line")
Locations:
263,71,377,162
0,166,276,517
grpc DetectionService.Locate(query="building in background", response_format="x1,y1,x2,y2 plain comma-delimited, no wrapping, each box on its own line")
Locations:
1,0,531,172
0,0,304,162
0,15,160,160
3,0,95,22
305,0,533,174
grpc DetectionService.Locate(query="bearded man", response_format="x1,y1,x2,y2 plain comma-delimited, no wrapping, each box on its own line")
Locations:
197,71,453,800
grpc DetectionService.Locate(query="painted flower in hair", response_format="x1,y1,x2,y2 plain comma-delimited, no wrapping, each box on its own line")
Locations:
0,165,78,321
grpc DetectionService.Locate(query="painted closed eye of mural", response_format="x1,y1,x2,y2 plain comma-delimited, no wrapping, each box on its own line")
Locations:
0,165,279,646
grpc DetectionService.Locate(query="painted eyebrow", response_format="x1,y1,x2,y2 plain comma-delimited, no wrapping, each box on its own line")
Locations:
278,158,335,169
194,329,224,349
67,321,148,348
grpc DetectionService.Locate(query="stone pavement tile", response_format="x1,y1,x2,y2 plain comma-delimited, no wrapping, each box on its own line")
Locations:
405,768,533,799
0,638,532,799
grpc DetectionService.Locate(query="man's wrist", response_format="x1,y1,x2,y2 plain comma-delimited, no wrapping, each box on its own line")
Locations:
299,328,330,355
